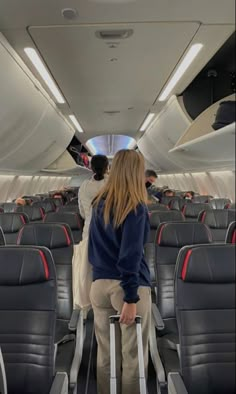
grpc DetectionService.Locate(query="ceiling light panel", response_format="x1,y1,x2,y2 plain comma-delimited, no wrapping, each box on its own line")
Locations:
140,113,155,132
158,43,203,101
24,48,65,104
69,115,84,133
86,134,136,156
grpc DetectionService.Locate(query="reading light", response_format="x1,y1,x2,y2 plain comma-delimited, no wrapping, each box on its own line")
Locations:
140,113,155,132
158,43,203,102
69,115,84,133
24,48,65,104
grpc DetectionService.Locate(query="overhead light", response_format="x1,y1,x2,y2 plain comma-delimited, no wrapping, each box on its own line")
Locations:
140,113,155,132
158,43,203,102
24,47,65,104
69,115,84,133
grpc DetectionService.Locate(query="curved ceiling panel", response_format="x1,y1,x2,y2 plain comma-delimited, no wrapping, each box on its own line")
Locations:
86,134,136,156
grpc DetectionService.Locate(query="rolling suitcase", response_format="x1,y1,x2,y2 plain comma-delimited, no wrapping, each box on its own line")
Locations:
109,315,147,394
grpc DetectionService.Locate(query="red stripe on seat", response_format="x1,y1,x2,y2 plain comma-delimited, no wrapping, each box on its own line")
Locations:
182,205,187,215
17,227,24,245
20,215,26,224
181,249,192,281
200,211,207,223
232,231,236,244
62,226,71,246
157,224,166,245
39,250,49,280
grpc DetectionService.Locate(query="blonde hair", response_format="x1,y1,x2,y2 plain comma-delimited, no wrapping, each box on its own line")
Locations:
93,150,147,227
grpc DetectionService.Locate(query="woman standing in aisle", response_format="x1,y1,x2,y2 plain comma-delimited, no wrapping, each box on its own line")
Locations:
78,154,109,239
89,149,151,394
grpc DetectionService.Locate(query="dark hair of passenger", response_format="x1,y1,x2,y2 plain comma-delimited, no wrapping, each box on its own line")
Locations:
186,191,195,198
91,155,109,181
145,169,158,178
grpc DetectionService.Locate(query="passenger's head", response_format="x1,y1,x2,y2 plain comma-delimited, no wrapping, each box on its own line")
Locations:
163,189,175,197
91,155,109,181
184,191,195,200
15,197,26,206
93,150,147,227
145,169,157,188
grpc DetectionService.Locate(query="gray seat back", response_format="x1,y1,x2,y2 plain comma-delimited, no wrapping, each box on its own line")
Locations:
175,244,235,394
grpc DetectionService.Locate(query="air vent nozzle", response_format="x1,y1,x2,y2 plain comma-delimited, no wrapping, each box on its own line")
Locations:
96,29,133,40
104,111,121,115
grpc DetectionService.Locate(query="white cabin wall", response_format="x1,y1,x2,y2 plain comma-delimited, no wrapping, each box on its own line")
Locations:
0,175,71,202
157,171,235,201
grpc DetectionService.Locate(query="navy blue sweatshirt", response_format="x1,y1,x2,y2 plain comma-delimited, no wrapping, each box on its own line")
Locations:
88,201,151,303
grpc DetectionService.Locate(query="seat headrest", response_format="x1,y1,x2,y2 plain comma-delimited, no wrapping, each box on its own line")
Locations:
150,211,184,229
183,203,210,217
16,206,44,221
226,221,236,244
0,246,53,285
44,212,81,230
0,213,29,233
17,223,73,249
0,227,5,245
209,198,231,210
2,203,17,213
200,209,236,229
157,222,212,246
178,244,235,283
193,195,212,203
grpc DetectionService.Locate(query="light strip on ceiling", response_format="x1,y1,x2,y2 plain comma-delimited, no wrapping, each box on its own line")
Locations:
24,47,65,104
69,115,84,133
140,113,155,132
158,43,203,102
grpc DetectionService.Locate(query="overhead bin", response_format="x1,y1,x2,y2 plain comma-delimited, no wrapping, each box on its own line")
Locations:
0,33,74,172
137,95,192,172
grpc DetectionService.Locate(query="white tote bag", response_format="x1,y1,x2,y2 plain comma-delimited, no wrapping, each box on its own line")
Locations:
73,237,93,309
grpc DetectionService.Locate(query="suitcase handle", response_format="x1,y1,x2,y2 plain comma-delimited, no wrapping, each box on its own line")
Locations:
109,315,142,324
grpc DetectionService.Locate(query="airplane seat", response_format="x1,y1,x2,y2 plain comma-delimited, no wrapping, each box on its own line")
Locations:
145,211,185,291
44,212,82,244
161,196,180,207
0,245,68,394
226,221,236,243
16,205,44,222
182,203,210,222
0,213,29,244
199,209,236,242
210,198,231,210
66,198,78,207
52,198,64,208
57,205,79,213
0,227,5,245
32,200,56,214
169,199,186,211
192,195,212,203
153,222,212,378
169,244,236,394
17,223,83,392
148,203,169,212
1,203,17,213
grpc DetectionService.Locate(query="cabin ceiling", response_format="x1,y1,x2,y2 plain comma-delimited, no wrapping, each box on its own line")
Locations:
0,0,235,153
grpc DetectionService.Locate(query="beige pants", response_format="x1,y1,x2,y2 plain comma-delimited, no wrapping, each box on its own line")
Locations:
90,279,151,394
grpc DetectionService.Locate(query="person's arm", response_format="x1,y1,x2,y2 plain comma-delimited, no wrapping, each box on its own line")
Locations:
78,184,85,219
117,205,148,304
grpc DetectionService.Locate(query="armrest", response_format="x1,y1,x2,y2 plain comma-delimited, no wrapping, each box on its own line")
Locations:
0,348,7,394
50,372,68,394
168,373,188,394
68,309,80,331
152,303,165,331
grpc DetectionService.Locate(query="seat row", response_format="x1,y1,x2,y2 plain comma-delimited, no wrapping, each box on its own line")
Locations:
160,196,235,211
0,211,83,245
146,221,235,394
0,222,85,394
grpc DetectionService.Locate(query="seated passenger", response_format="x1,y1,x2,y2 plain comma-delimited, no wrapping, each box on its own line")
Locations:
163,189,175,197
79,154,109,239
15,197,26,206
89,149,151,394
184,191,195,201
